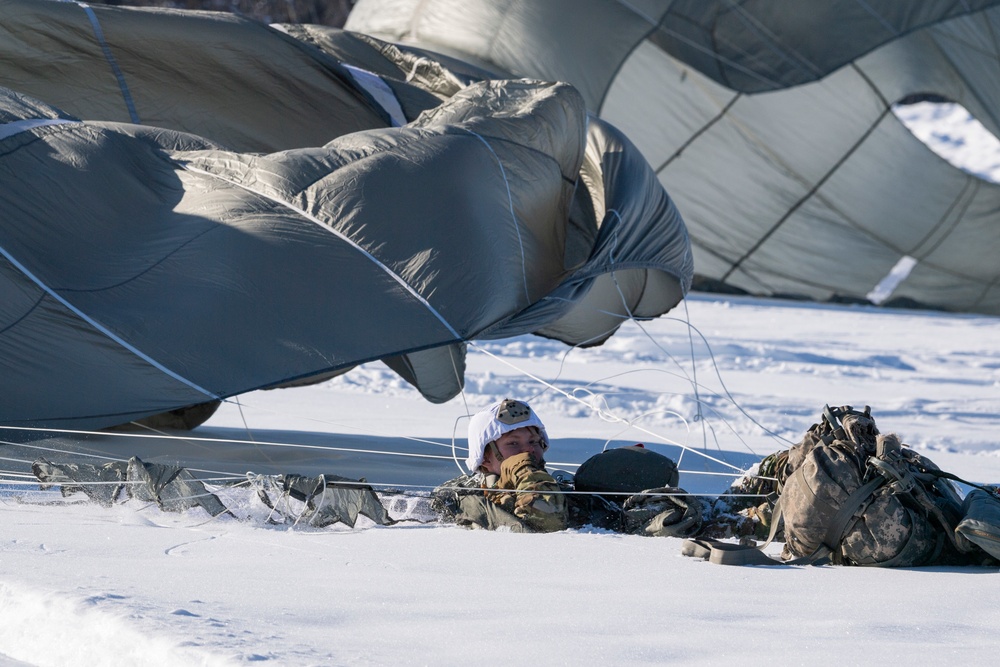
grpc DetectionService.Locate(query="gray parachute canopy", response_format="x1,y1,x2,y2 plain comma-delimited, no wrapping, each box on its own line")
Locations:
347,0,1000,315
0,1,691,429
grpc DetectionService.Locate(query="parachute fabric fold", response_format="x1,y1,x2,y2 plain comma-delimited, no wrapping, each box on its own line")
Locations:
0,0,388,151
32,456,230,517
348,0,1000,315
0,1,693,428
251,473,394,528
31,456,392,529
0,80,590,427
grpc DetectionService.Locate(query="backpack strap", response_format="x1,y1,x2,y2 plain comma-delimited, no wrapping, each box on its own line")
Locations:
682,473,886,566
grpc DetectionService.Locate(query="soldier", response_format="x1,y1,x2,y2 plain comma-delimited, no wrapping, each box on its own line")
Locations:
443,398,569,532
433,397,704,536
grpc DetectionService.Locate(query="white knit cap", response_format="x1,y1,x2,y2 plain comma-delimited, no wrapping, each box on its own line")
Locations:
466,398,548,473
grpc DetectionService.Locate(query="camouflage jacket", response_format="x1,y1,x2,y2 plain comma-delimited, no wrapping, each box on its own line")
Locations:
431,459,705,537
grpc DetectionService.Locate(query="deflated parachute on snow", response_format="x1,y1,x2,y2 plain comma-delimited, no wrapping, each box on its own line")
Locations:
0,1,692,429
347,0,1000,315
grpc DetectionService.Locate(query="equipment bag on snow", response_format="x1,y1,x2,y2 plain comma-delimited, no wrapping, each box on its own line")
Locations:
956,489,1000,560
574,444,679,496
684,405,992,567
778,406,961,566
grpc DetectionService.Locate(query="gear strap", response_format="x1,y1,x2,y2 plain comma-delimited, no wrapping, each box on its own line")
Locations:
682,473,886,566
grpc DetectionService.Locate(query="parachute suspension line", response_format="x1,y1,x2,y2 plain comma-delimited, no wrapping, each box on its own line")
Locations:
448,417,467,475
449,346,473,475
573,212,788,457
0,427,459,477
73,2,141,124
0,436,248,481
459,128,532,304
608,208,708,467
0,243,220,402
232,396,257,443
602,218,695,462
522,323,628,406
467,342,742,473
120,412,282,475
517,304,773,462
618,313,795,452
226,395,280,467
175,164,463,341
182,398,461,453
681,298,706,448
505,292,790,458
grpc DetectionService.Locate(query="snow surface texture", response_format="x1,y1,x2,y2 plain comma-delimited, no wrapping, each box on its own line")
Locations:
1,107,999,666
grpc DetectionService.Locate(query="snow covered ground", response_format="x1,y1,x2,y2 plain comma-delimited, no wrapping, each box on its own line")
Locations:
2,109,999,666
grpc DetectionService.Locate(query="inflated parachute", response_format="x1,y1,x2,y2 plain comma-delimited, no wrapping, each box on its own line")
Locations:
0,1,691,429
347,0,1000,315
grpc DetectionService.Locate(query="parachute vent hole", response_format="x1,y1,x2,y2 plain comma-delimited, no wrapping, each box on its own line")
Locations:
893,97,1000,184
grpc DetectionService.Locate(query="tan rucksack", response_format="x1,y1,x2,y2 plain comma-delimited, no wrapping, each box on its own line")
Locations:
777,406,960,566
684,405,997,567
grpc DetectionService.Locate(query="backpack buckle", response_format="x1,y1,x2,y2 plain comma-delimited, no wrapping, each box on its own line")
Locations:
868,457,914,494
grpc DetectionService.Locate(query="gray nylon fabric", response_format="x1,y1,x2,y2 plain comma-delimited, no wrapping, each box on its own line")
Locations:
0,0,388,151
32,456,230,517
348,0,1000,315
956,490,1000,560
0,1,691,428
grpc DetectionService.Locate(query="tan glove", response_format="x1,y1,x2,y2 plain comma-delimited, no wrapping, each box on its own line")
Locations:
492,451,568,533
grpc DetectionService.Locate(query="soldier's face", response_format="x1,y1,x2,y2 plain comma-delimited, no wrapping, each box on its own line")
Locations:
482,426,546,475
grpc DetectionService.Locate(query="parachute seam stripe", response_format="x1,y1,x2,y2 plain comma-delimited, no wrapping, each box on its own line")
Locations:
852,0,899,36
655,93,741,174
453,131,577,185
175,162,463,340
57,224,220,294
910,177,977,259
596,3,659,114
458,127,532,304
613,0,659,26
721,0,825,78
648,23,783,91
720,104,893,282
703,55,985,295
75,2,141,124
0,293,44,336
0,118,78,142
852,63,999,293
0,242,220,400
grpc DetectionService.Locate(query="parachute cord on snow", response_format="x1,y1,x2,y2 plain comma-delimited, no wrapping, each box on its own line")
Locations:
449,345,473,475
597,213,731,472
